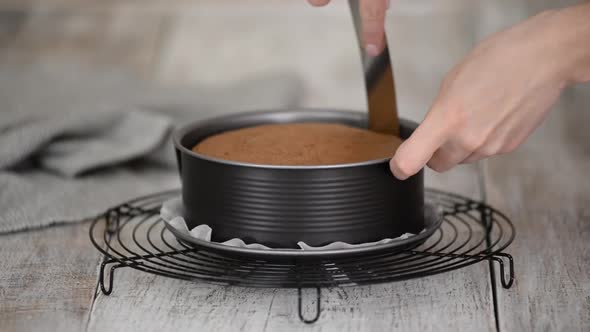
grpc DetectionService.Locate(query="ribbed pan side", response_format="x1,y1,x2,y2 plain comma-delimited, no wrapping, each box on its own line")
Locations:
179,158,423,247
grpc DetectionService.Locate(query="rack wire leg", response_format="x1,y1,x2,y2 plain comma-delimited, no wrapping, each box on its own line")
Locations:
298,287,322,324
99,259,123,295
490,253,515,288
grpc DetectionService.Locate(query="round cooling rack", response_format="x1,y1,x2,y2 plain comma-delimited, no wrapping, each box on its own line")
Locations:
90,188,514,288
90,189,515,323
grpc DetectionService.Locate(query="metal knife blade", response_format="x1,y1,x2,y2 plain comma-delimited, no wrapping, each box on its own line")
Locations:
349,0,400,136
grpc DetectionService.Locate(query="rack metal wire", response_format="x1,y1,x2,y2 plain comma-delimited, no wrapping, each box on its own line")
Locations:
90,189,515,324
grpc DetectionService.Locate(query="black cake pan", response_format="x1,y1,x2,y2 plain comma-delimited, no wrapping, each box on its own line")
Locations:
173,109,424,248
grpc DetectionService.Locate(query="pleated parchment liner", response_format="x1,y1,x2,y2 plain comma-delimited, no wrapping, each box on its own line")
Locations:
161,197,421,251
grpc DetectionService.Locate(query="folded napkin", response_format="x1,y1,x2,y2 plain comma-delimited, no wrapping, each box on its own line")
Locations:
0,63,303,233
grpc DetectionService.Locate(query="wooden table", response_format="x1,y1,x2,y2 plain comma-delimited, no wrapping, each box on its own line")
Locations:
1,1,588,331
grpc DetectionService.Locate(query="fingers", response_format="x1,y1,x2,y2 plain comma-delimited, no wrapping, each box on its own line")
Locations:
307,0,331,6
307,0,388,56
360,0,388,56
390,100,530,178
390,107,452,180
460,109,539,164
461,152,484,164
460,127,526,164
427,141,472,172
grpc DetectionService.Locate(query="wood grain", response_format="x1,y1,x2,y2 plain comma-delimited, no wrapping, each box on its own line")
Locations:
482,85,590,331
85,162,495,332
0,223,102,332
87,263,494,332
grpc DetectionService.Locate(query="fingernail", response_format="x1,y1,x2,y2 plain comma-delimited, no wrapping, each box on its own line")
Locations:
390,159,408,180
365,44,379,57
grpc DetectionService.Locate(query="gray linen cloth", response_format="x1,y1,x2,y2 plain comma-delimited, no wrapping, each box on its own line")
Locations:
0,63,303,233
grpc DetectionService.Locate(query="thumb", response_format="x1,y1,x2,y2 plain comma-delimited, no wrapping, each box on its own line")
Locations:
361,0,388,56
390,108,449,180
307,0,331,6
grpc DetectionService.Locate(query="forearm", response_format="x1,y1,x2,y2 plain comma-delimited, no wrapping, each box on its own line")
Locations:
549,2,590,84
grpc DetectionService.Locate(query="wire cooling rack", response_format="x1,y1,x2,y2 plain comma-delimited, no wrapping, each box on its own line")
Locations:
90,189,515,324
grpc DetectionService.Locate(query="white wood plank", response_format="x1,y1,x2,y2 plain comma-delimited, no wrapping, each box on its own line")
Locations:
84,143,493,331
87,263,494,332
85,163,495,332
482,84,590,331
0,223,102,332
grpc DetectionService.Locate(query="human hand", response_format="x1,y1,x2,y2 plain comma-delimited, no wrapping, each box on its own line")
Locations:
307,0,389,56
390,6,590,180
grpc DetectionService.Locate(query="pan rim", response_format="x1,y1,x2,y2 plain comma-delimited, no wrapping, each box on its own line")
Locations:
172,108,415,170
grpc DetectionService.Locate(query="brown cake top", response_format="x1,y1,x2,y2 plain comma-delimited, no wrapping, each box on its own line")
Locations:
192,123,402,166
